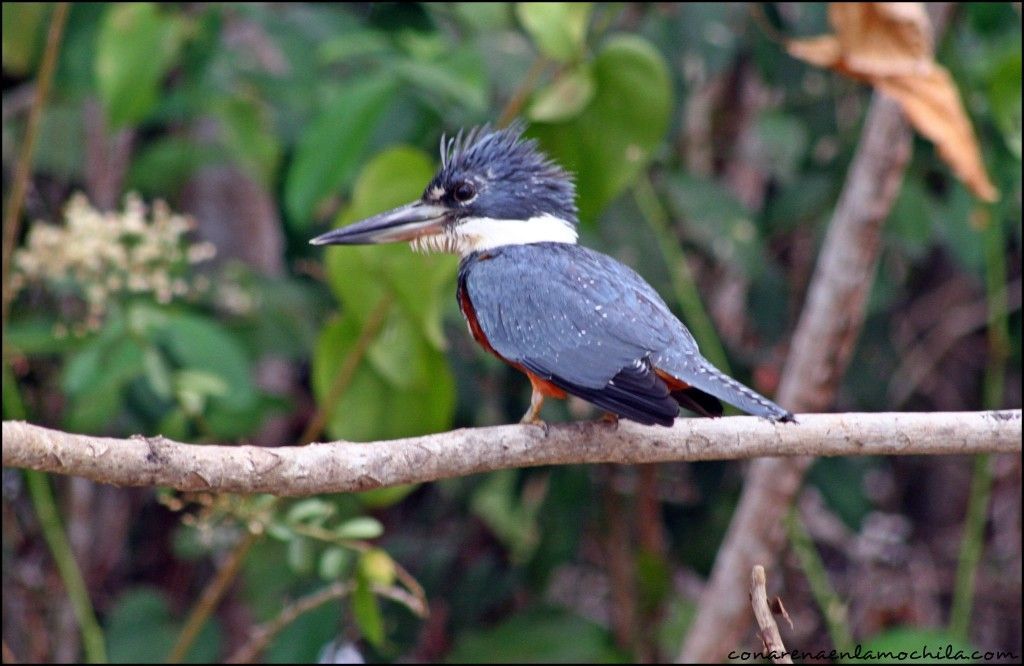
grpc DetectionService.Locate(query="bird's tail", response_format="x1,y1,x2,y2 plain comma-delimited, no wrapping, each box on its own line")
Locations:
681,359,794,422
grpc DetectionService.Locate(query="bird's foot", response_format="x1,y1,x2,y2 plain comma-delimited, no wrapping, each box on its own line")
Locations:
520,410,549,436
601,412,620,430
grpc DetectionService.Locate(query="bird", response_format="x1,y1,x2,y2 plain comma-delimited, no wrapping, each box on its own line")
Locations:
311,124,793,427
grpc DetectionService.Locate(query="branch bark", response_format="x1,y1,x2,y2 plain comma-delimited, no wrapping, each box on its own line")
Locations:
2,412,1019,496
750,566,793,665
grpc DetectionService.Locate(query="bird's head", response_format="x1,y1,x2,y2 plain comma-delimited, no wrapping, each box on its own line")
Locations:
310,123,578,255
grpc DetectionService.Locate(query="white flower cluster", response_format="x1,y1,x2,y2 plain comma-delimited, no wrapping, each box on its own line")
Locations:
12,193,216,334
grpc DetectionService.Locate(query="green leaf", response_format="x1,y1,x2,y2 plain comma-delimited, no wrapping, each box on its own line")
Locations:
62,340,106,397
324,147,457,347
357,484,419,509
530,35,672,222
334,516,384,541
448,607,624,663
143,346,173,400
287,536,315,575
351,576,384,647
95,3,184,128
155,312,256,411
1,2,48,75
392,50,488,113
213,96,282,187
285,75,398,229
312,314,456,442
515,3,592,62
755,112,809,184
470,470,541,563
314,147,457,440
286,498,337,526
986,50,1022,159
126,137,222,196
4,318,81,355
318,546,353,580
156,408,189,441
63,337,146,433
105,588,176,663
318,29,392,64
528,64,596,122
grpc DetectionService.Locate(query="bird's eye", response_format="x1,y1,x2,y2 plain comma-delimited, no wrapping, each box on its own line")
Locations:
453,181,476,203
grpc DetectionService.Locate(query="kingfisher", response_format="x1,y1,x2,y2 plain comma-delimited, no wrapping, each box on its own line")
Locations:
311,124,793,426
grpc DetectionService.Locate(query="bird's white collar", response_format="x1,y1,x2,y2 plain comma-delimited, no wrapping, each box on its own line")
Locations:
410,214,578,256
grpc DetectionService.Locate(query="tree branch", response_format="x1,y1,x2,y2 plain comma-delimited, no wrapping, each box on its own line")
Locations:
2,412,1019,496
750,566,793,665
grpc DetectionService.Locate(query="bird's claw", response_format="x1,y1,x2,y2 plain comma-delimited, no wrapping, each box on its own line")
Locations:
520,412,549,436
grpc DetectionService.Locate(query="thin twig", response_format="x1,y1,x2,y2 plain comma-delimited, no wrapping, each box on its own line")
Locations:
749,566,793,664
1,2,70,326
497,57,549,128
166,530,258,663
227,581,354,663
298,294,394,445
3,411,1019,496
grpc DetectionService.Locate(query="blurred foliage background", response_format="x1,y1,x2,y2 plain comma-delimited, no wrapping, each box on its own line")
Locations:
2,2,1021,663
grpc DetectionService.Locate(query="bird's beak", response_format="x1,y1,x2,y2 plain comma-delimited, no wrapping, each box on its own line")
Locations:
309,200,449,246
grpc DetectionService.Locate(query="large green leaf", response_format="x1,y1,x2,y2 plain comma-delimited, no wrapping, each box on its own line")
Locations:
312,314,454,442
285,75,398,230
324,147,457,349
314,146,456,440
351,576,384,648
154,311,256,411
213,96,282,187
530,35,672,223
95,3,184,129
62,335,146,434
527,63,595,123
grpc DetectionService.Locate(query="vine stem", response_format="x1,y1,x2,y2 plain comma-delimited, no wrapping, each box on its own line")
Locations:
2,3,70,325
298,293,395,445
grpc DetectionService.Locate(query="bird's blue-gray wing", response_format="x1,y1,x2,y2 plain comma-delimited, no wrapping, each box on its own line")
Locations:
462,244,686,424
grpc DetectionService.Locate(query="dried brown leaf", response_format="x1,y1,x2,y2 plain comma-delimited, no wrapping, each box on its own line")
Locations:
786,35,842,69
830,2,933,77
875,69,999,202
785,2,999,202
769,595,794,630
